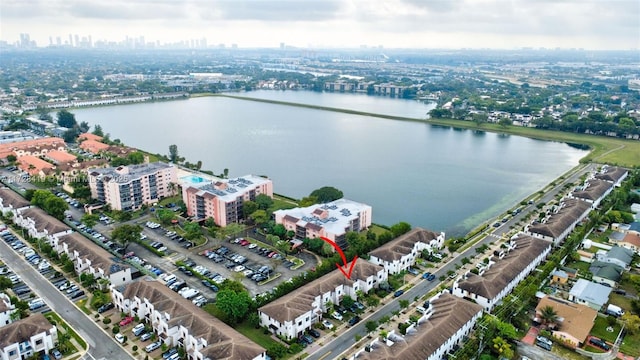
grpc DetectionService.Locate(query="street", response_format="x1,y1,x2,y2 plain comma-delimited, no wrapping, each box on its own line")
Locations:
0,234,133,360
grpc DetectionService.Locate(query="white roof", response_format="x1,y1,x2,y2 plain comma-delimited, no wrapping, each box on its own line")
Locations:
569,279,612,307
274,198,371,236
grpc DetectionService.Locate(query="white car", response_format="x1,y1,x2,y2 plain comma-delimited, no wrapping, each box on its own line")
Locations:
322,320,334,329
331,312,343,321
233,265,245,272
115,333,125,344
248,243,257,249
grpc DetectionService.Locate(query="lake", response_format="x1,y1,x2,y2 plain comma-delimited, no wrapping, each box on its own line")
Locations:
74,90,588,236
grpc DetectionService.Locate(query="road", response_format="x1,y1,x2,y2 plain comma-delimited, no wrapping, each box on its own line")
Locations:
307,163,595,360
0,235,133,360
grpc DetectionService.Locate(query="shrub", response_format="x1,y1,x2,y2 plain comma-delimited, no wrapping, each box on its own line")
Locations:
132,345,138,352
112,325,120,334
103,318,111,324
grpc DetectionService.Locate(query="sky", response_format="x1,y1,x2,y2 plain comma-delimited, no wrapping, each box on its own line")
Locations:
1,0,639,50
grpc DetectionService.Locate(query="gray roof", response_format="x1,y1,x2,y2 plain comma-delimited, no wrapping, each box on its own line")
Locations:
0,313,54,349
609,231,626,242
456,235,551,300
572,179,612,201
629,222,640,232
569,279,612,307
0,187,30,209
369,227,442,262
594,166,627,183
606,246,634,265
589,261,623,282
89,162,173,184
528,199,591,240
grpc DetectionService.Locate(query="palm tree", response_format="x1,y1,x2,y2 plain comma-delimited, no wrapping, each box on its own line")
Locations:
539,305,559,329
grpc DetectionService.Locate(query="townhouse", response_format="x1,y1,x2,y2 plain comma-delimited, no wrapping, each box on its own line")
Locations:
618,232,640,254
259,260,386,340
111,279,266,360
13,207,72,243
44,150,77,165
0,188,30,214
568,279,612,311
79,139,109,154
0,293,16,327
534,296,597,348
55,232,133,286
0,314,57,360
368,227,445,274
183,175,273,227
17,155,55,176
594,166,628,187
273,199,372,249
88,162,177,211
525,198,591,245
570,179,613,208
452,234,551,311
353,293,483,360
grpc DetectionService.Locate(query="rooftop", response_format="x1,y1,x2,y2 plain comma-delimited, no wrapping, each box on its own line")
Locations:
186,175,271,202
121,279,264,359
621,232,640,248
456,235,551,300
59,232,128,275
45,149,77,163
356,293,483,360
594,166,628,183
369,227,443,262
274,198,371,236
0,313,54,349
259,260,384,324
78,132,103,142
0,137,64,158
528,198,591,240
569,279,612,307
79,139,109,154
589,261,623,282
535,296,597,343
18,155,54,175
20,207,70,234
89,162,174,184
571,179,612,201
0,187,30,209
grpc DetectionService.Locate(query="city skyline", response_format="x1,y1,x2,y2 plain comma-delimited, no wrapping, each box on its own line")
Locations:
1,0,638,50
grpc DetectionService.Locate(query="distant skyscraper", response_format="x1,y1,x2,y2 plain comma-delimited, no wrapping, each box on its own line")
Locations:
280,42,285,49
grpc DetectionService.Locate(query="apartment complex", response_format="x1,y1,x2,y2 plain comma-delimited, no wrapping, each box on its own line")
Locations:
525,198,591,245
88,162,177,211
259,260,386,340
368,228,445,274
111,279,266,360
183,175,273,227
452,234,552,311
273,199,372,248
354,293,483,360
0,314,57,360
0,137,65,160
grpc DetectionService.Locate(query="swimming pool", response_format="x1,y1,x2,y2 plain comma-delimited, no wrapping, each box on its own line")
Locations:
181,175,208,183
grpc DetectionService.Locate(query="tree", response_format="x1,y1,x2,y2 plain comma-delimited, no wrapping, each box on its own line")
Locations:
266,343,287,359
491,336,514,359
621,313,640,335
390,221,412,237
472,113,488,126
111,224,142,252
43,196,69,220
399,299,409,309
539,305,559,328
127,151,145,165
0,276,13,290
310,186,344,203
92,124,104,137
365,320,378,335
156,209,176,225
81,213,99,228
168,144,179,163
78,121,90,133
57,110,77,128
217,223,244,240
498,117,512,128
249,210,269,225
242,201,259,219
255,194,274,210
6,154,17,163
299,196,318,207
215,289,253,325
341,296,355,309
183,222,202,240
36,106,52,121
63,128,80,143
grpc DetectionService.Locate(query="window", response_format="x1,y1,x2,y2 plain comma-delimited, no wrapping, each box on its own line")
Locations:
35,339,43,346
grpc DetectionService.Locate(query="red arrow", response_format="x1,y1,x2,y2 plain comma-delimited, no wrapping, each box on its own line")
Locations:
319,236,359,280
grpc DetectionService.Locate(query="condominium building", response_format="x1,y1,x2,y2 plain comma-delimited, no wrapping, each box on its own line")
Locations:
273,199,372,249
452,234,552,311
111,279,266,360
259,260,386,340
0,314,57,360
525,198,591,245
182,175,273,227
88,162,177,211
369,228,445,274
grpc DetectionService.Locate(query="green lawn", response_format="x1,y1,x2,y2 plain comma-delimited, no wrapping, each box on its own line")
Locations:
620,331,640,357
269,197,297,212
565,260,591,275
367,224,390,237
609,293,633,313
590,315,620,343
235,321,278,349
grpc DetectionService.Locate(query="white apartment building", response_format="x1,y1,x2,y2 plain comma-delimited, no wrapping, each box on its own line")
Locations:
259,260,386,340
0,314,57,360
368,228,445,274
525,198,591,245
452,234,552,311
111,279,266,360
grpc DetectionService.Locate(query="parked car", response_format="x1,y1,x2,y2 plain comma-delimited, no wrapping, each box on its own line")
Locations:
98,302,114,313
331,312,343,321
119,316,134,326
589,337,610,351
51,349,62,360
322,319,334,330
348,316,361,326
394,290,404,297
309,328,321,338
145,341,162,353
422,272,432,279
115,333,125,344
140,333,153,341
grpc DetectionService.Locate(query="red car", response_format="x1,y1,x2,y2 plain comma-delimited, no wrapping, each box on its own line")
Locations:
240,240,250,246
119,316,134,326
